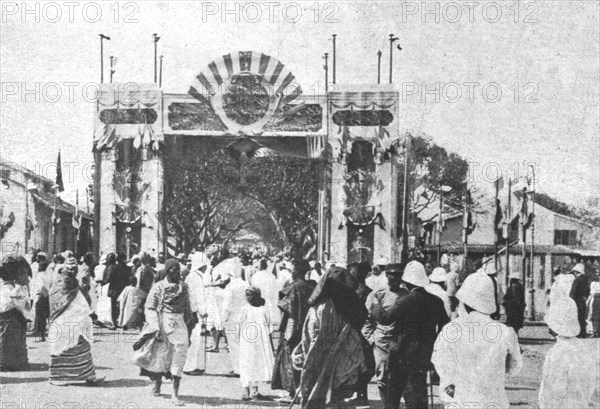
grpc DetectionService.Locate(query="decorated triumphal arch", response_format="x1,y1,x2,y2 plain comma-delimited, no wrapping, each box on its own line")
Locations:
93,51,403,264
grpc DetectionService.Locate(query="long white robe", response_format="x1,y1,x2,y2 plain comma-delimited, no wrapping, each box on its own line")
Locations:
431,310,522,409
222,277,249,374
539,336,600,408
183,269,207,372
238,304,274,387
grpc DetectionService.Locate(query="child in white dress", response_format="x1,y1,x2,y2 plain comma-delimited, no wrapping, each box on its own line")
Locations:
238,286,275,401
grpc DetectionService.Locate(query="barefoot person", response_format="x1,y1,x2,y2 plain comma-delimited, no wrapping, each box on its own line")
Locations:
137,259,192,406
48,257,104,385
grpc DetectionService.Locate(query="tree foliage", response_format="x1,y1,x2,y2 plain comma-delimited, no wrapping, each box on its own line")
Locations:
162,150,319,255
398,133,470,224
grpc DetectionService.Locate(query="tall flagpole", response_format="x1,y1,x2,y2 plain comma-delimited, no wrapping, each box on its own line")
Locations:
153,33,160,83
159,55,163,87
463,188,468,269
99,34,110,83
494,179,500,270
521,187,528,284
505,179,512,287
323,53,329,93
401,135,410,262
377,51,382,84
529,167,536,320
53,186,58,254
332,34,337,84
389,34,398,84
24,181,29,255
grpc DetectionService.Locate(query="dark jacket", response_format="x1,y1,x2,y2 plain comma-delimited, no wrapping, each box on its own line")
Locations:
373,287,449,364
105,262,131,298
571,274,590,310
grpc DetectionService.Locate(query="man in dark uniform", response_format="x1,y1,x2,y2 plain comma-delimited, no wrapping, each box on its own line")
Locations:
372,261,449,409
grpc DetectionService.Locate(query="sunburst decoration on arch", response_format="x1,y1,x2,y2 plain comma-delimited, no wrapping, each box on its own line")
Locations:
188,51,303,134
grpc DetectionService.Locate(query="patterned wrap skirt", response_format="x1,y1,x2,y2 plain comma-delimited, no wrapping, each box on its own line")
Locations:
0,309,28,371
49,335,95,383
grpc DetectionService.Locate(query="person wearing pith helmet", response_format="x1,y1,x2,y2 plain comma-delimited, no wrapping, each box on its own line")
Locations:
432,272,522,409
371,261,449,409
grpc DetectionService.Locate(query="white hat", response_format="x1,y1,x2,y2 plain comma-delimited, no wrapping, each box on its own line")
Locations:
457,273,496,314
572,263,585,275
403,261,429,287
546,296,580,337
483,261,497,276
509,271,522,280
440,253,449,266
99,254,107,265
429,267,448,283
376,256,389,266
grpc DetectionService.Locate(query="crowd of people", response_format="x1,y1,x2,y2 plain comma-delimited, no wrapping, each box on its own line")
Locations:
0,247,599,408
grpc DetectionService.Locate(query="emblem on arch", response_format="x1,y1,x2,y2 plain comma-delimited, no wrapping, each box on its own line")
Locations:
189,51,302,134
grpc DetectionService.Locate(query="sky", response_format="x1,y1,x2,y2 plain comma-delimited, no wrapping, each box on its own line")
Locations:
1,1,599,209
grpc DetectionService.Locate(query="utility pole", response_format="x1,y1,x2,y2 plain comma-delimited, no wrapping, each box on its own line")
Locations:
401,136,410,262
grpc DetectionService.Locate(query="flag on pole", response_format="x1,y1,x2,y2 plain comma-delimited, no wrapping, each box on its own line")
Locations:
25,216,35,240
55,151,64,193
519,187,534,230
463,189,476,238
494,176,504,192
72,189,81,234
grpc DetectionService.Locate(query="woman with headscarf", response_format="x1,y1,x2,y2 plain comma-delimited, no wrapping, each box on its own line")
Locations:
48,257,103,385
272,259,315,402
135,259,192,406
0,255,32,371
291,267,373,409
238,286,274,401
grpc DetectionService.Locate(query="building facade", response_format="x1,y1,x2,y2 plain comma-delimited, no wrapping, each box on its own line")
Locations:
0,160,92,259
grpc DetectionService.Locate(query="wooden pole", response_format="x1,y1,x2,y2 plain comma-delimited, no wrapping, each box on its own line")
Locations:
494,181,499,270
324,53,329,93
521,188,527,284
463,189,468,270
377,50,382,84
400,136,410,262
24,182,29,255
99,34,110,84
109,56,114,83
505,179,512,287
437,190,443,263
530,168,536,320
153,34,160,83
159,55,163,87
332,34,337,84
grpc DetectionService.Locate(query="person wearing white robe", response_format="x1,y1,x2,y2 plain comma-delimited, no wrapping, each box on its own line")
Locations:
431,272,522,409
251,259,280,333
222,263,249,375
183,257,208,374
94,254,112,327
539,286,600,408
238,287,274,400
